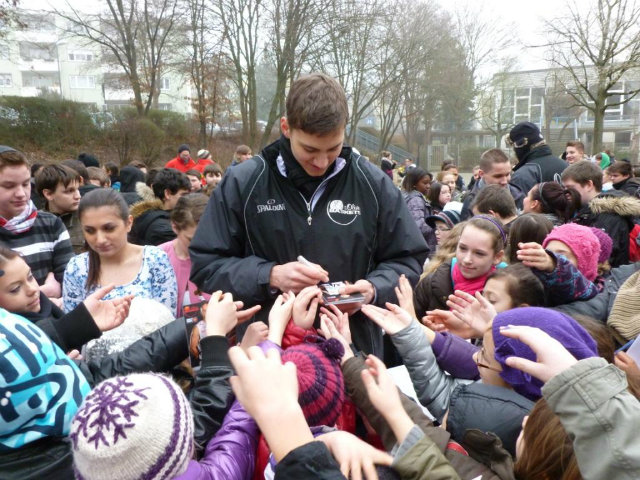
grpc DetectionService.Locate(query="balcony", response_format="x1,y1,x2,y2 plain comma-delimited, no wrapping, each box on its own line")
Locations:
17,58,59,72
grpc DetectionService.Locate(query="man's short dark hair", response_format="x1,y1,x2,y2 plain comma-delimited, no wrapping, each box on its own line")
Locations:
104,162,119,176
566,140,584,153
286,73,349,135
152,168,191,200
35,164,81,196
561,160,602,191
471,184,517,218
608,161,633,177
203,164,222,176
0,146,29,171
479,148,509,173
61,159,90,184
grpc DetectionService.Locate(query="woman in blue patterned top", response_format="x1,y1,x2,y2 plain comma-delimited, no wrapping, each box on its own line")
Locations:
63,188,177,314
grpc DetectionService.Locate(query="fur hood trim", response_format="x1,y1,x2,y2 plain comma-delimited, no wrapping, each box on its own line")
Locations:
130,198,165,218
590,194,640,217
135,182,155,203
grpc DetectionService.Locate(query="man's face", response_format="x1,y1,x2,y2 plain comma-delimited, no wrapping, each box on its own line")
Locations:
239,152,252,162
281,117,344,177
562,178,593,205
565,146,582,164
609,171,630,184
481,162,511,187
164,188,189,210
44,180,81,214
179,150,190,161
0,165,31,220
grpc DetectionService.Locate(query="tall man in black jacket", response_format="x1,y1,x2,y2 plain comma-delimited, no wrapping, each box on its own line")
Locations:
190,74,429,355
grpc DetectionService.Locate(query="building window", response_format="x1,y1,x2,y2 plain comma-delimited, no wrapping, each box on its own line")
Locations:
0,74,12,87
70,75,96,89
158,103,172,111
68,50,93,62
0,45,9,60
160,77,170,91
19,43,56,61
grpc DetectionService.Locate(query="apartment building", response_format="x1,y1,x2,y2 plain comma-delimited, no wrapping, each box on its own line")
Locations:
0,10,193,114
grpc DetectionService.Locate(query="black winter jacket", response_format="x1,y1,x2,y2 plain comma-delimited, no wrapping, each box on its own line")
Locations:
510,145,566,195
612,177,640,198
129,198,176,246
573,191,640,267
190,139,429,355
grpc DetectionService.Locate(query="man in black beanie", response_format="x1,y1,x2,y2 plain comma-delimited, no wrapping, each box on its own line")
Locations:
507,121,567,194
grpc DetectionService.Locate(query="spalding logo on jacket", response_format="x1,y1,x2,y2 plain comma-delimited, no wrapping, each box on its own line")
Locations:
327,200,361,226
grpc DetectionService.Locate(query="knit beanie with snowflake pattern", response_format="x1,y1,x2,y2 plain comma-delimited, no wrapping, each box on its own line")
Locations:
70,373,193,480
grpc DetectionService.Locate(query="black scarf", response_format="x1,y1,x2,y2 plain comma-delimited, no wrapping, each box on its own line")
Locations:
279,136,335,201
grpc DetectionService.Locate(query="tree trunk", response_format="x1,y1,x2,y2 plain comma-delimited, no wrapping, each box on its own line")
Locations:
592,91,607,153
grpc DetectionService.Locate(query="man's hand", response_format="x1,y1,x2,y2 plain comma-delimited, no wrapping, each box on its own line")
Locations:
338,280,375,315
269,261,329,293
83,285,133,332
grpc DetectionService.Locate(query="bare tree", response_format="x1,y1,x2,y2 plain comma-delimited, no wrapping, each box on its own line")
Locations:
546,0,640,152
55,0,180,116
212,0,261,147
477,58,519,147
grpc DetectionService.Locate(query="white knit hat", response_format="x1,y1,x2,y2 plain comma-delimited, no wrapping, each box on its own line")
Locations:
70,373,194,480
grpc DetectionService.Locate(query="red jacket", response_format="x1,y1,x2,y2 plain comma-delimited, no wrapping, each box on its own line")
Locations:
165,156,213,173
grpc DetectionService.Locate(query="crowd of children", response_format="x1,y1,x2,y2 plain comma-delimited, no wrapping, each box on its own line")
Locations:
2,73,640,480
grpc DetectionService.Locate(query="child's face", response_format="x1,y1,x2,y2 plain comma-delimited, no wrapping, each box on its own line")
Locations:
0,165,31,220
442,173,456,192
438,185,451,206
0,257,41,313
456,225,503,280
483,277,514,312
472,329,508,388
544,240,578,268
205,173,221,187
522,187,540,214
80,206,132,258
434,220,451,245
281,117,344,177
44,180,81,214
187,175,202,192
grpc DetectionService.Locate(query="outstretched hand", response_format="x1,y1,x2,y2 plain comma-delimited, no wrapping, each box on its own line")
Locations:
516,242,555,272
83,284,133,332
204,291,238,336
292,286,322,329
501,325,578,383
394,274,416,319
318,430,393,480
361,302,412,335
422,309,475,339
267,292,295,345
446,290,496,338
319,315,354,364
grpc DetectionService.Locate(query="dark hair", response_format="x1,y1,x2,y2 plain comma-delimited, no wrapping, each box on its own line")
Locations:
171,193,209,231
146,167,162,188
471,184,517,219
31,163,44,177
61,159,90,184
529,182,581,223
0,245,21,267
487,264,545,308
203,164,222,176
152,168,191,200
401,167,430,192
442,163,458,172
464,216,505,253
570,314,615,363
286,73,349,135
427,182,449,209
77,152,99,168
78,188,130,289
130,161,147,169
514,399,580,480
506,213,554,263
104,162,119,176
35,164,81,198
185,169,202,179
561,160,603,191
608,161,633,177
479,148,509,173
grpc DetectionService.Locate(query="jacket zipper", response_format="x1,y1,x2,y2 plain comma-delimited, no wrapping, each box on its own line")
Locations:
299,178,331,226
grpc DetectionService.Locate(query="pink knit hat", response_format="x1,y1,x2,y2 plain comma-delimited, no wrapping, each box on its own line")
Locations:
543,224,600,281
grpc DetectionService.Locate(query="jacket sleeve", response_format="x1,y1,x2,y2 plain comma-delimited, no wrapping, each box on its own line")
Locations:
543,358,640,480
431,333,480,380
364,171,429,306
392,427,461,480
510,163,541,195
390,319,465,421
533,252,599,306
190,335,235,457
46,302,101,352
146,220,177,246
51,216,74,285
189,164,277,304
405,195,432,241
274,442,346,480
79,318,189,386
185,400,258,480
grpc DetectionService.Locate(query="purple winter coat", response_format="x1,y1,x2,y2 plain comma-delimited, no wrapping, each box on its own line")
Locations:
175,400,259,480
402,190,436,255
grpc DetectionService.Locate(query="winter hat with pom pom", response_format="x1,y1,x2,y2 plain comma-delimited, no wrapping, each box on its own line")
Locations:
281,337,345,427
542,223,600,281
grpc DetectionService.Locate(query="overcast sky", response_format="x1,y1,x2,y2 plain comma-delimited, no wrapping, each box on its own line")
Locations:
35,0,568,74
